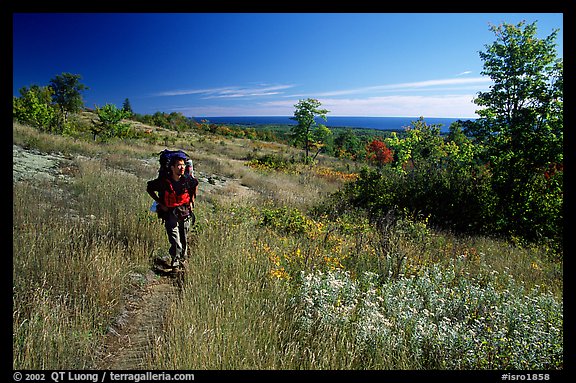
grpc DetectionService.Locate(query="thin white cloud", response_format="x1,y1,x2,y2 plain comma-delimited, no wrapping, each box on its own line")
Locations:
285,77,491,98
456,70,473,76
155,87,232,97
171,104,294,117
155,84,294,98
203,91,284,99
393,78,490,88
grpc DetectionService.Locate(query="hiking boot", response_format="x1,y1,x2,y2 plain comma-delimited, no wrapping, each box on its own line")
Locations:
171,259,180,268
160,255,172,266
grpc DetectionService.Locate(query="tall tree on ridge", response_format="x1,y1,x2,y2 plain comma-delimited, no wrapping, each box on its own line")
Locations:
290,98,330,164
470,20,563,242
50,72,89,125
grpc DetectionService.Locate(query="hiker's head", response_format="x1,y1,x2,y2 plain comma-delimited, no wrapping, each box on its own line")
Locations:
170,158,186,177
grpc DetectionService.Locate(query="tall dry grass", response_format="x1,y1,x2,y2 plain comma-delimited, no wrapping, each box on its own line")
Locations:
150,209,291,369
13,151,160,369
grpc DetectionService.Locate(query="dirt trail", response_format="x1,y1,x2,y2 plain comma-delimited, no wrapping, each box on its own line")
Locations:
95,271,183,370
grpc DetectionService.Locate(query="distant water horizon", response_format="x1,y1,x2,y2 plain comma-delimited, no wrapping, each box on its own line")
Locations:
191,116,475,133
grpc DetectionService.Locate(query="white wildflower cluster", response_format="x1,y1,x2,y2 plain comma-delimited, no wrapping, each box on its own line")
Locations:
295,270,359,330
291,264,563,369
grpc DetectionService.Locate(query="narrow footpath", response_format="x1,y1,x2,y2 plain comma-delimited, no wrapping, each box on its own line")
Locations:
95,270,183,370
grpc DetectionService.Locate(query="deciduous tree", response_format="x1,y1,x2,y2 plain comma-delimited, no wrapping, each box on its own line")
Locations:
13,85,57,132
470,20,563,242
50,73,89,124
366,139,393,168
290,98,330,164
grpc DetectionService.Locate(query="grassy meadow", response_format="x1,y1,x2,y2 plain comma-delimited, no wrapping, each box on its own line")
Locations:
12,120,562,370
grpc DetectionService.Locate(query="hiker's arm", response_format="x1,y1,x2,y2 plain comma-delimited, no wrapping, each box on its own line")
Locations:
147,189,160,204
147,180,167,210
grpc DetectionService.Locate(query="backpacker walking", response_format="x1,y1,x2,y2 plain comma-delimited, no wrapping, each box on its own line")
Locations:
147,151,199,269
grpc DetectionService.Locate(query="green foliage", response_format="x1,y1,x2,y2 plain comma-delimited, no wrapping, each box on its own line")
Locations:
49,73,89,123
142,111,193,131
383,117,446,174
470,21,563,245
121,98,134,117
246,154,293,172
312,124,334,157
341,118,496,235
334,129,363,159
92,103,132,141
12,85,57,132
290,98,330,163
13,73,88,136
260,207,314,236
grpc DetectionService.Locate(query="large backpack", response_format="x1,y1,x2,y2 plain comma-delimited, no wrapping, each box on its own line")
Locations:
151,149,197,221
158,149,192,179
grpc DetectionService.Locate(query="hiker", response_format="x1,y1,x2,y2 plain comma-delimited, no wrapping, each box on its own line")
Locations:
147,154,199,269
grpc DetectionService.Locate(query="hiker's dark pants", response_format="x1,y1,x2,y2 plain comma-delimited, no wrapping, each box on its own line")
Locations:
164,210,190,262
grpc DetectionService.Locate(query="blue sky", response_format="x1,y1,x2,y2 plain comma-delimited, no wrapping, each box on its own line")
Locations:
12,13,563,119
